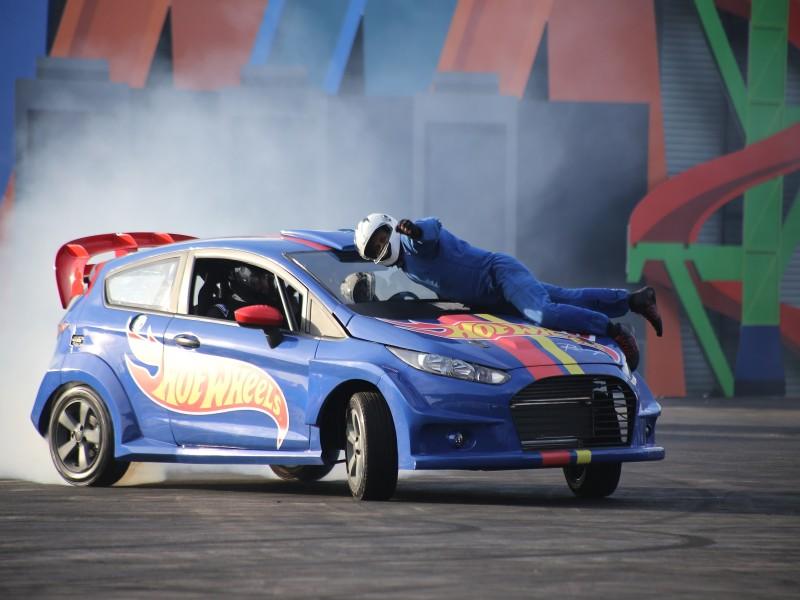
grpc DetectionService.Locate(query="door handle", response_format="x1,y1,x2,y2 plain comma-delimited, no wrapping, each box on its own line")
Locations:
174,333,200,349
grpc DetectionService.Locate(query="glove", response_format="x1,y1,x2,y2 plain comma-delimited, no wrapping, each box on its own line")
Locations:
396,219,422,241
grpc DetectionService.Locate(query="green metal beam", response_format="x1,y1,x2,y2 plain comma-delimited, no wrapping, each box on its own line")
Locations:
741,0,788,327
628,0,793,396
664,258,734,397
628,243,742,282
627,244,737,397
694,0,748,127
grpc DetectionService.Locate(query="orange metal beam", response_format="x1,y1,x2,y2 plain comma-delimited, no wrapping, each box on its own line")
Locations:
548,0,666,190
51,0,96,57
644,264,687,397
50,0,169,88
438,0,553,98
171,0,268,90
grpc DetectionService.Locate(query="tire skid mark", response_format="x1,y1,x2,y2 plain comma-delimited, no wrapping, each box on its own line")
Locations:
0,518,482,558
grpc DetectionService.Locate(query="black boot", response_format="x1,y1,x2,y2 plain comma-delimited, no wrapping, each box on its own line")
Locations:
629,286,663,337
606,322,640,371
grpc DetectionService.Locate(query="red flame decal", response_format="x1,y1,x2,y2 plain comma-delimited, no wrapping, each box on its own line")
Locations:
125,327,289,448
381,316,621,363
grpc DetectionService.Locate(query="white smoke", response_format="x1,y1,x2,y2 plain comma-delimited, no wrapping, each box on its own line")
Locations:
0,66,380,484
0,12,638,484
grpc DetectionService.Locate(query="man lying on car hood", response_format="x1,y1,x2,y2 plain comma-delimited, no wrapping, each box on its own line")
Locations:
353,213,663,371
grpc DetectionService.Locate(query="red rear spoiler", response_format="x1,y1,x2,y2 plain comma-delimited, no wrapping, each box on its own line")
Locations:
54,232,195,308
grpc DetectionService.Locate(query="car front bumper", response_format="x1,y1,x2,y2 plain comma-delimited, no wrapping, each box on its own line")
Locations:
378,360,664,471
410,444,665,470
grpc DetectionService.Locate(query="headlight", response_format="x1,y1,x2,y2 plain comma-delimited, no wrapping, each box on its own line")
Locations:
387,346,510,385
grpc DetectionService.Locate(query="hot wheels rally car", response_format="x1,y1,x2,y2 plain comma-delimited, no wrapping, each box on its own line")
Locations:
32,230,663,500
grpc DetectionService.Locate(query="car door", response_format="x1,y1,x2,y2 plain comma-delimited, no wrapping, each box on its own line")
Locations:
163,250,318,451
81,252,187,444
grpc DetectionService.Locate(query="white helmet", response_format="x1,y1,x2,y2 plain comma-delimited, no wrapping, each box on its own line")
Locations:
354,213,401,266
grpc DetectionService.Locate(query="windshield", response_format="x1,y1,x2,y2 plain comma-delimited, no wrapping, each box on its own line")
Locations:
289,250,439,304
289,250,516,319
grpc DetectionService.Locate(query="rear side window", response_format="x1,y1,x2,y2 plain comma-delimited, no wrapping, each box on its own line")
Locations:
106,258,179,312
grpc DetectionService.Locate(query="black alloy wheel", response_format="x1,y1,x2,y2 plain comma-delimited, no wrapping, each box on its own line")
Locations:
47,385,130,486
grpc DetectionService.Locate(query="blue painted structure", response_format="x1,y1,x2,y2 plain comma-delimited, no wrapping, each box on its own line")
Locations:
734,327,786,395
364,0,457,95
249,0,359,93
0,0,48,199
323,0,366,94
249,0,454,96
249,0,287,67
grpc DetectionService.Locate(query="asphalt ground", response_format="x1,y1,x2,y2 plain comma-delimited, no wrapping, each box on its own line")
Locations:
1,398,798,599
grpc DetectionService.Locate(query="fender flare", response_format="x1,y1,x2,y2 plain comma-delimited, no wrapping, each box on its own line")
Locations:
308,360,417,469
47,353,142,451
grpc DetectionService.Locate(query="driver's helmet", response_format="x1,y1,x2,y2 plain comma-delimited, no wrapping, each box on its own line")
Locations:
354,213,401,266
229,265,275,305
340,272,376,304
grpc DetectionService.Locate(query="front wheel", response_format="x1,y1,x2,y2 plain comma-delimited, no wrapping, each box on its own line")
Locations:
345,391,398,501
47,385,130,486
563,463,621,498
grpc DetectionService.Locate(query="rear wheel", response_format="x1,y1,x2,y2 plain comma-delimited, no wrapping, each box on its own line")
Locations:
47,386,129,486
564,463,621,498
345,391,398,501
270,464,335,482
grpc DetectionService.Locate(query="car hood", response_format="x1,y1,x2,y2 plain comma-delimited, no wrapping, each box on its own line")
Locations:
345,312,624,371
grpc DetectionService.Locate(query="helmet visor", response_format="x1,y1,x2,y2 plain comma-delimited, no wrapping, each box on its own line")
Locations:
364,225,392,262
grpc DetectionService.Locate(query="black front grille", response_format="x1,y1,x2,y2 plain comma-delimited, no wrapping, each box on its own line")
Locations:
510,375,636,450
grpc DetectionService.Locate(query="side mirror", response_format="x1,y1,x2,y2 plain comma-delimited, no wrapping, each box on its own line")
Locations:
234,305,284,348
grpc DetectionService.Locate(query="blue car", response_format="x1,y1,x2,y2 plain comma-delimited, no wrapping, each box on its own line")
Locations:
32,230,664,500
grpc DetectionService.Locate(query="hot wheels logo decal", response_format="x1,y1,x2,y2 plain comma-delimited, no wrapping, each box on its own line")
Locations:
382,316,571,340
124,327,289,448
381,315,621,363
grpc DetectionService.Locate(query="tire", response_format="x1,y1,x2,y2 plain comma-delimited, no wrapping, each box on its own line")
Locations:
345,391,398,501
563,463,621,499
270,464,335,482
47,385,130,486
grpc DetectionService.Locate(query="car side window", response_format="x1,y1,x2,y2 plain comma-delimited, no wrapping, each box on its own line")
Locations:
106,258,179,312
278,278,304,331
189,258,232,319
188,257,303,332
307,295,346,338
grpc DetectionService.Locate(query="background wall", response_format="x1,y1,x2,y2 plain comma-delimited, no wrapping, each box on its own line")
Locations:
0,0,798,480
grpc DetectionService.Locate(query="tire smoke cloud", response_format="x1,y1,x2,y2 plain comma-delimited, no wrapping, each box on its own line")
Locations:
0,28,648,483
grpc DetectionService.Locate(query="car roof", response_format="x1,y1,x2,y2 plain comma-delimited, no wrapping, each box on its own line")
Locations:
107,230,355,267
92,232,358,321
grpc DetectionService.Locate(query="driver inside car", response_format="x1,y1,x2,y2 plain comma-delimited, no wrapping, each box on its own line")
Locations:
206,265,282,321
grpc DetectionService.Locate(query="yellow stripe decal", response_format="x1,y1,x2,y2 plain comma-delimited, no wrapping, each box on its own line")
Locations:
477,313,504,323
535,336,585,375
478,313,585,374
575,449,592,465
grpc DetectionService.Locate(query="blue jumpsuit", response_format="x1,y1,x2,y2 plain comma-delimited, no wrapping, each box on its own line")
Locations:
398,217,629,337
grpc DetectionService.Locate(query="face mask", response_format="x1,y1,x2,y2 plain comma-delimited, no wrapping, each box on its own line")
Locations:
365,225,392,262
